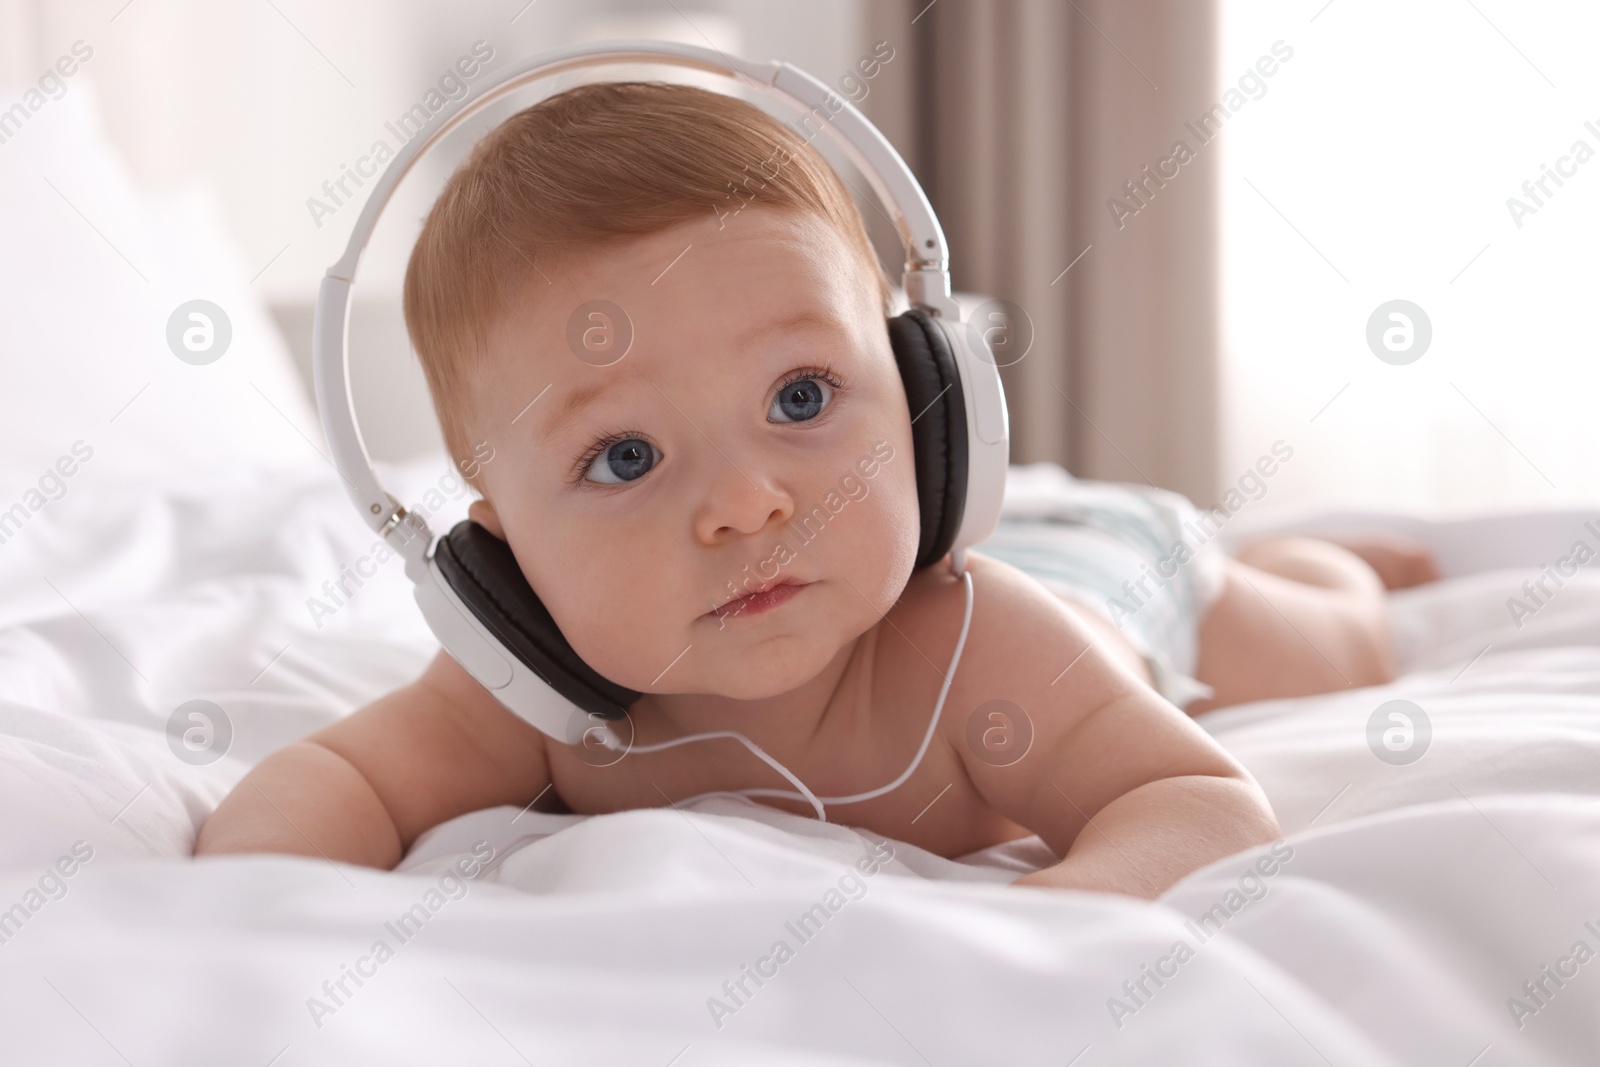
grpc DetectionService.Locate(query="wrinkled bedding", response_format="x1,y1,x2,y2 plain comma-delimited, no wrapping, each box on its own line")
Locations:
3,457,1599,1065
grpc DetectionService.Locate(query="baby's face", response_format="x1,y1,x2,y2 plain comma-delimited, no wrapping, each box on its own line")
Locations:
468,208,920,699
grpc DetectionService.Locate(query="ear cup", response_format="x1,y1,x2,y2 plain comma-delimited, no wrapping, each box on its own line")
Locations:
433,520,639,720
887,307,970,569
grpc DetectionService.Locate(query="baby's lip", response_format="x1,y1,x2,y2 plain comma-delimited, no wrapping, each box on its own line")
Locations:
704,578,810,620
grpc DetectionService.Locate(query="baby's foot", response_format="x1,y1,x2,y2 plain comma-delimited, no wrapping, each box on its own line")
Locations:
1325,536,1442,590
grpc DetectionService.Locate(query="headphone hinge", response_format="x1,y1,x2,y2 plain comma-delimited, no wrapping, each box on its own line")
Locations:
903,267,952,310
377,506,434,581
377,505,410,541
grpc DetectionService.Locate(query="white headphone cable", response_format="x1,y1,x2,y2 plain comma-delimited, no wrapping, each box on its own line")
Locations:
597,567,975,824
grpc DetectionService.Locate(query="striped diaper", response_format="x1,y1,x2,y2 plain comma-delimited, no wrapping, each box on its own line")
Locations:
976,463,1229,708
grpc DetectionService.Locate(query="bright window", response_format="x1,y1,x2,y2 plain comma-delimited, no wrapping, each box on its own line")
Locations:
1219,0,1600,515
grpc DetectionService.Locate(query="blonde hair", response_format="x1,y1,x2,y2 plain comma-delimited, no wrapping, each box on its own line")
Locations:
402,80,893,479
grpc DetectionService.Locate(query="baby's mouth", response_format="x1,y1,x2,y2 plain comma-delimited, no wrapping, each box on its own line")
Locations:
704,579,812,621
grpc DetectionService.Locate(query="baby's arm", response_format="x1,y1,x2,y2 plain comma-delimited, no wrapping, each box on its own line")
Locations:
929,553,1280,899
194,650,551,869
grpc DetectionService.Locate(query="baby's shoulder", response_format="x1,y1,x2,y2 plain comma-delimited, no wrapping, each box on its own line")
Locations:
876,551,1105,723
872,552,1162,833
891,549,1082,644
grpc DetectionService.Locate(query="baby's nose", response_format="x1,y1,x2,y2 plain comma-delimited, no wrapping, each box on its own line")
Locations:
693,465,793,544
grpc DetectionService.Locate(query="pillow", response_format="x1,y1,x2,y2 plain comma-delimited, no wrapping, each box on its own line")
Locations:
0,80,322,497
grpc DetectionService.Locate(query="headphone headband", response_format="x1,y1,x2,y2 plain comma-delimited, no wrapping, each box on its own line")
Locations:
313,39,961,566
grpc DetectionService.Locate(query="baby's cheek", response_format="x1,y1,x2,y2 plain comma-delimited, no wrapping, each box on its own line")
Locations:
834,482,919,611
565,580,675,685
871,470,922,568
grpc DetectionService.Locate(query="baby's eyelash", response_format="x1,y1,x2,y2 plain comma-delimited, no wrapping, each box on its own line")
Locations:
775,364,847,394
568,428,644,488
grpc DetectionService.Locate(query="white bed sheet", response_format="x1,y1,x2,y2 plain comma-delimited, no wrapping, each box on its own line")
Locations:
3,457,1600,1065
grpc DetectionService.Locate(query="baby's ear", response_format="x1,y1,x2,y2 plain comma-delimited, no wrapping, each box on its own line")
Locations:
467,498,507,540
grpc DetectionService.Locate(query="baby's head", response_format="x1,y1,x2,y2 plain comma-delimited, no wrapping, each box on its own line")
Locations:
403,82,923,700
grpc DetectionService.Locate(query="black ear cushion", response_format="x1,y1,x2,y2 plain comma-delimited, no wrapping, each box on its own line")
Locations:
887,307,969,569
433,520,639,721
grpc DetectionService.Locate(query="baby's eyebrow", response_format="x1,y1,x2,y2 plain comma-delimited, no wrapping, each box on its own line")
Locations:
534,380,613,446
735,309,843,349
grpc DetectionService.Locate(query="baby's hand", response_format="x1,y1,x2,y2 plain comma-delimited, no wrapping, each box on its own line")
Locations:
1324,536,1443,590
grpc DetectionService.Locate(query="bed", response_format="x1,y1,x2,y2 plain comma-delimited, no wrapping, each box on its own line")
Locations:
5,84,1600,1067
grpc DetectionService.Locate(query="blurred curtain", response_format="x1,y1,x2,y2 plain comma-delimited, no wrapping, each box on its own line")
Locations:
863,0,1221,503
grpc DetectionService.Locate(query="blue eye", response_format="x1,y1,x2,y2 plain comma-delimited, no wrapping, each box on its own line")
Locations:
584,437,660,484
770,376,834,423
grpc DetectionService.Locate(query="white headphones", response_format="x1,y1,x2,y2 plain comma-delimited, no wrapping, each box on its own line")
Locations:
313,40,1009,806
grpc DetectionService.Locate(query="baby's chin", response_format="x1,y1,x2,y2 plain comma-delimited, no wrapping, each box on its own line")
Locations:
677,666,831,702
594,637,849,702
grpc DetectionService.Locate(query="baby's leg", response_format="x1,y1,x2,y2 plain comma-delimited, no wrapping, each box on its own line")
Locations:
1187,537,1397,715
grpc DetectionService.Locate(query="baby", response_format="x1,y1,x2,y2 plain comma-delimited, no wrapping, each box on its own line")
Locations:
197,82,1434,898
